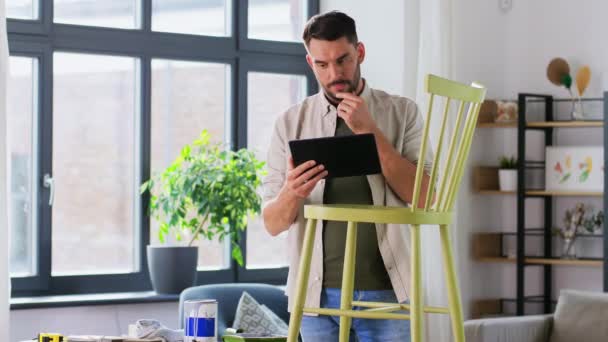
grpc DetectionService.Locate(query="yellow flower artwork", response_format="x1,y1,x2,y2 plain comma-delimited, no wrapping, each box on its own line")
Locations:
546,147,603,192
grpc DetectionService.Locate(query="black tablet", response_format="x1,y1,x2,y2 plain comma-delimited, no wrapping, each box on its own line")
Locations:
288,133,382,179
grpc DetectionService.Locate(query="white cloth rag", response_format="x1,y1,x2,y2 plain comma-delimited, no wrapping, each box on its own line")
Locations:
135,319,184,342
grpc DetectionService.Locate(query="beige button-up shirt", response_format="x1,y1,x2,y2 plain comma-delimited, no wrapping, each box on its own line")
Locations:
263,81,433,312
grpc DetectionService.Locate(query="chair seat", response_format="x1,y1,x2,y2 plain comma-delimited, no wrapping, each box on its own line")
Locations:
304,204,453,225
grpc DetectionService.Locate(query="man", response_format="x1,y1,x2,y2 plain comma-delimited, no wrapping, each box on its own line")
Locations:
262,11,433,342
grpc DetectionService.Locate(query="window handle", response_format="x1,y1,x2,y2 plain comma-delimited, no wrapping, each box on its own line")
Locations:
43,174,55,206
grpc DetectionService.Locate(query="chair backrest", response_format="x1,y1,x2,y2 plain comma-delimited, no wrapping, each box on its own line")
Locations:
411,74,486,214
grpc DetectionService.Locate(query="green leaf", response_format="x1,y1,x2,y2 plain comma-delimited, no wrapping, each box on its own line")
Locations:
158,222,169,243
498,155,517,169
181,145,191,159
140,181,150,194
232,244,244,267
579,170,589,182
561,74,572,89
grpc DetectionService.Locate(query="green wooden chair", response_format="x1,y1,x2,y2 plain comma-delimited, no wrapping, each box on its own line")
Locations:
286,74,487,342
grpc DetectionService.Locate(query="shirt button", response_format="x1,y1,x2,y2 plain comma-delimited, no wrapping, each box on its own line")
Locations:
315,276,320,281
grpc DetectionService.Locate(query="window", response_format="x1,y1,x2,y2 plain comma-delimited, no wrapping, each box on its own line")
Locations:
54,0,140,29
151,59,230,270
246,72,307,269
7,56,37,278
6,0,38,20
52,53,138,275
152,0,231,36
7,0,318,297
248,0,307,42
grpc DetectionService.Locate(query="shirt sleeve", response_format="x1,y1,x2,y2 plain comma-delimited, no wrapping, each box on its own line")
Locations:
262,115,288,204
400,101,434,176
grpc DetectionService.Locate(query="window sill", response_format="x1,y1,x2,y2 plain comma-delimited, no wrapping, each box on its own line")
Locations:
10,291,180,310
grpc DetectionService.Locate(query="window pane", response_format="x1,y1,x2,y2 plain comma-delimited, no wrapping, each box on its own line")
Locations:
52,53,138,275
54,0,139,29
7,56,37,277
152,0,231,36
151,59,230,270
6,0,38,20
246,72,306,269
248,0,306,42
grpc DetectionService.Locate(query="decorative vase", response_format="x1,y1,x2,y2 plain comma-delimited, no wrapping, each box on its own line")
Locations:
570,97,585,120
498,169,517,191
561,237,577,259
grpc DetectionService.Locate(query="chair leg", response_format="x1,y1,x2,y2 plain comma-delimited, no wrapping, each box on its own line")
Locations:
439,224,465,342
287,218,317,342
339,221,358,342
410,224,424,342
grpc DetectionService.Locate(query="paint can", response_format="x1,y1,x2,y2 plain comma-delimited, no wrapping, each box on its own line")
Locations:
184,299,218,342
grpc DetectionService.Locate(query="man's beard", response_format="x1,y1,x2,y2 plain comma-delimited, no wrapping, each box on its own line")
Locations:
323,64,362,104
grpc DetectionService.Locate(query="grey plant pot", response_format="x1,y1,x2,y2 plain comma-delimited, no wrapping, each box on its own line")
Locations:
147,245,198,294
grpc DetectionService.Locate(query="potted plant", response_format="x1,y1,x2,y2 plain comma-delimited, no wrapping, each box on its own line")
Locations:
140,131,265,294
498,155,518,191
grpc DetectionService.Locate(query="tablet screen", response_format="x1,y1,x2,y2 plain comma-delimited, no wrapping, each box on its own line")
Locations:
288,133,382,178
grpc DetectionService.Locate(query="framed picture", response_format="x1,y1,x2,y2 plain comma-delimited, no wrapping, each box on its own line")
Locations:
545,146,604,191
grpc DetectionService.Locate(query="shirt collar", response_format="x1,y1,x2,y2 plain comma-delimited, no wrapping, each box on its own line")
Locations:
319,78,371,117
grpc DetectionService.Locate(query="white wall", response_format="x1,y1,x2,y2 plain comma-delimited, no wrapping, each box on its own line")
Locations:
321,0,408,96
10,302,179,341
502,0,608,98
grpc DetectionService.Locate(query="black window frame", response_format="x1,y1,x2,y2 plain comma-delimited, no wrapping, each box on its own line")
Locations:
8,0,319,298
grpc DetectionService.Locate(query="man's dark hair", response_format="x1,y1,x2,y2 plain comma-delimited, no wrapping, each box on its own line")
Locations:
302,11,358,47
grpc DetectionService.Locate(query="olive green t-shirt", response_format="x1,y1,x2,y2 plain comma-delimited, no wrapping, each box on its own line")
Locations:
322,117,392,290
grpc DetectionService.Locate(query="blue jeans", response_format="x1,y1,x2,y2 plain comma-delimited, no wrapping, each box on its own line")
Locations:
300,288,411,342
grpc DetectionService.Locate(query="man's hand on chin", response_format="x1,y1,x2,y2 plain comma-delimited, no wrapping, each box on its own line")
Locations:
335,92,378,134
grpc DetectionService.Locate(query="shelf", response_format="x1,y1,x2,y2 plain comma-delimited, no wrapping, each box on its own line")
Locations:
472,233,502,260
476,100,500,128
471,299,503,319
477,121,604,128
526,121,603,128
525,190,603,197
474,190,603,196
494,297,554,304
475,256,603,267
476,257,516,263
500,231,603,238
476,120,603,129
472,297,559,318
473,167,511,193
476,190,516,195
525,258,603,267
477,122,517,128
502,297,558,306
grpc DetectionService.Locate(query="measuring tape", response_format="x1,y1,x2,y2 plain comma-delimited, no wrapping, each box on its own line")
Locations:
38,333,64,342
